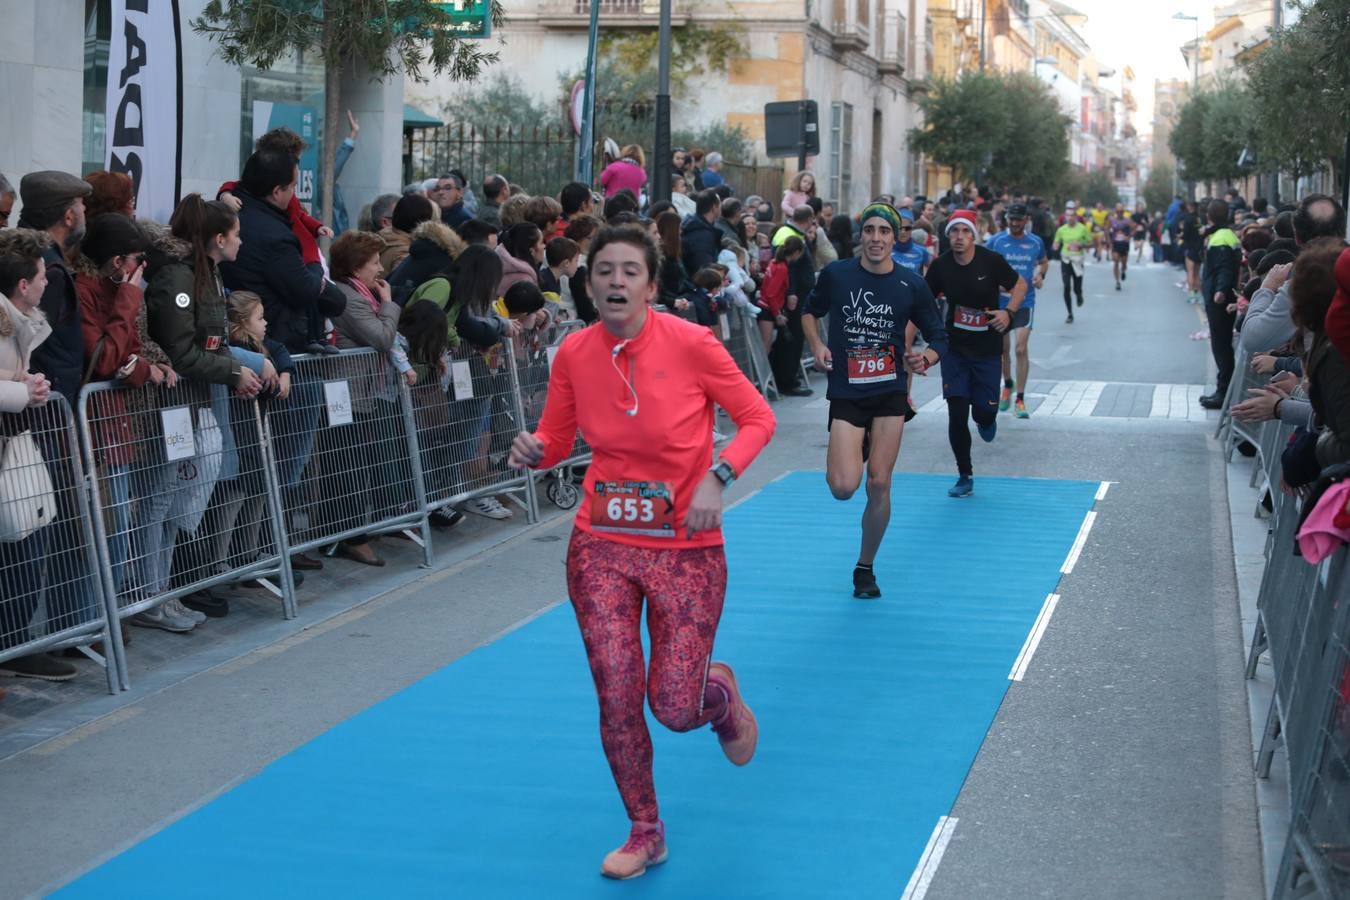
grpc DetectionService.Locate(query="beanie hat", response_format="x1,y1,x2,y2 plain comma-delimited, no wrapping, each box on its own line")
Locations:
945,209,978,235
859,202,902,235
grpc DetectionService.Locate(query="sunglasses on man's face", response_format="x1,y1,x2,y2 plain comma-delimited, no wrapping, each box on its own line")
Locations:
899,225,913,231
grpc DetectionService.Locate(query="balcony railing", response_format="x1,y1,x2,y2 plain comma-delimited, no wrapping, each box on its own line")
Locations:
831,0,870,52
878,10,907,75
537,0,687,25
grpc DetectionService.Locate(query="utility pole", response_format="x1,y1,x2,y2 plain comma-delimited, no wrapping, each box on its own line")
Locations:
978,0,986,72
576,0,602,185
652,0,673,207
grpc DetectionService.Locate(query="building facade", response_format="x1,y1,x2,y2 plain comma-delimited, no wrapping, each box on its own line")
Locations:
410,0,931,211
1,0,406,226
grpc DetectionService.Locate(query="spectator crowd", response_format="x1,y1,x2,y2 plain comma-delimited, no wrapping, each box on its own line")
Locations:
2,118,1347,702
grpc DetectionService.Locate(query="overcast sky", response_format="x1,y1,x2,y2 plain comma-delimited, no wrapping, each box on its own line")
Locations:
1072,0,1208,135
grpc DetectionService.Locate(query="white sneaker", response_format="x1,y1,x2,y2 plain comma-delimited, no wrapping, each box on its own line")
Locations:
712,429,731,446
467,496,513,520
130,604,196,633
166,596,206,625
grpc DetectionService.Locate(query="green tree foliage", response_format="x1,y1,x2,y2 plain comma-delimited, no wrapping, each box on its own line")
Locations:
1057,169,1120,207
986,73,1071,192
1244,3,1348,184
418,74,573,195
193,0,506,227
1169,91,1210,184
911,70,1069,194
1142,161,1176,215
1200,81,1252,186
672,123,753,163
911,71,1013,185
559,24,748,158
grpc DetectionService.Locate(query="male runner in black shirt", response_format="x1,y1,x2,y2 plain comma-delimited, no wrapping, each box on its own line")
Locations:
924,210,1028,498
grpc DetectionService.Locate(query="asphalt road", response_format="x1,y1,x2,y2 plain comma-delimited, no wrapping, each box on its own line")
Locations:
0,252,1262,899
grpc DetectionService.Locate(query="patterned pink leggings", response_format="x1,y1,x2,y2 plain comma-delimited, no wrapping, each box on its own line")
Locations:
566,528,729,823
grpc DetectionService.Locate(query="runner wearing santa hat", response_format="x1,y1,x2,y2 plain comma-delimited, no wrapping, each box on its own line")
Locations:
923,209,1028,498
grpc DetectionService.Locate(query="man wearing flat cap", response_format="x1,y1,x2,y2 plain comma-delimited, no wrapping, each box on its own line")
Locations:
17,170,91,405
9,170,95,683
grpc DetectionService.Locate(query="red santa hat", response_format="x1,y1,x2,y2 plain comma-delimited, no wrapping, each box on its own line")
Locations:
945,209,978,236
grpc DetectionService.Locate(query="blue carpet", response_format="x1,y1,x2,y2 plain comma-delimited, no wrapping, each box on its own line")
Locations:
57,471,1099,899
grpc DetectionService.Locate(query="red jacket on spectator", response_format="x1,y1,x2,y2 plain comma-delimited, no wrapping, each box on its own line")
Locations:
218,179,323,266
759,259,790,317
75,272,154,388
1326,246,1350,363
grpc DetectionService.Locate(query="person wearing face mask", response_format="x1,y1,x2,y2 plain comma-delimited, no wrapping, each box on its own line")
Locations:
508,225,775,882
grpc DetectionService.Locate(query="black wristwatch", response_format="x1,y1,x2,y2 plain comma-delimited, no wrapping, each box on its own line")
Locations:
710,460,736,488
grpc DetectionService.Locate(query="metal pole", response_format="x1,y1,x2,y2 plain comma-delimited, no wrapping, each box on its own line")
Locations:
576,0,602,184
652,0,673,206
979,0,986,72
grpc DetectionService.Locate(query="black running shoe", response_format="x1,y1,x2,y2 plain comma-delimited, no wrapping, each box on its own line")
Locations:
852,566,881,599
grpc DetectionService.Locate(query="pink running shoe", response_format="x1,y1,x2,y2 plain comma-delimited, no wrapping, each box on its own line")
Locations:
601,820,668,880
707,661,758,765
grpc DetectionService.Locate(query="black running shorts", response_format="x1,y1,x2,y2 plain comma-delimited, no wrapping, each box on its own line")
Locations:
828,392,914,429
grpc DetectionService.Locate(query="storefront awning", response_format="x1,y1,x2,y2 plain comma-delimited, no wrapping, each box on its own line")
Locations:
403,104,444,130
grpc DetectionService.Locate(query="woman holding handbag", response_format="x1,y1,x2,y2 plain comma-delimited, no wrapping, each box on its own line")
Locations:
0,229,76,685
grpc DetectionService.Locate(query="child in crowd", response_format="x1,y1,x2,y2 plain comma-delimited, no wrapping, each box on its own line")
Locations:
539,237,580,319
394,299,451,391
206,290,295,581
758,236,801,353
717,242,758,315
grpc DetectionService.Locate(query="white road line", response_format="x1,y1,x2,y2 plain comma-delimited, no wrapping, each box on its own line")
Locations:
1095,481,1111,500
1060,510,1097,574
901,816,960,900
1009,593,1061,681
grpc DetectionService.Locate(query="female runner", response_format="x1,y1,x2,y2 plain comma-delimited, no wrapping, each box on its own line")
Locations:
509,224,776,880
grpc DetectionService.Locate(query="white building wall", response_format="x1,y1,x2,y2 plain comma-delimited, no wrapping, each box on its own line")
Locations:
0,0,85,218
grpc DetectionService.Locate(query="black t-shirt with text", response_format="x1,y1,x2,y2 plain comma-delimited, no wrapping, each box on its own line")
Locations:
924,246,1020,358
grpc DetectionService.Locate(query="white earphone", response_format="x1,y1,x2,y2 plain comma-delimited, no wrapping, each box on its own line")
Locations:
610,341,639,417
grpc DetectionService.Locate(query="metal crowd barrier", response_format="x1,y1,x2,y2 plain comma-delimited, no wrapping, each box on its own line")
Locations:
264,349,431,570
79,378,297,687
1236,407,1350,898
406,335,536,523
721,308,777,399
517,320,590,511
1,395,117,693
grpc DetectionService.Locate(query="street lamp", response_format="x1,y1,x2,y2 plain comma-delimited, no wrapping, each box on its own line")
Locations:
1173,11,1200,94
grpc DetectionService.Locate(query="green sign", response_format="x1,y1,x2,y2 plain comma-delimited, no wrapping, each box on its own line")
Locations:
435,0,490,39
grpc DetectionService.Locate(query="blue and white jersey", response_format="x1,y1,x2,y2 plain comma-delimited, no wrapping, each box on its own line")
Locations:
986,230,1046,308
890,242,930,275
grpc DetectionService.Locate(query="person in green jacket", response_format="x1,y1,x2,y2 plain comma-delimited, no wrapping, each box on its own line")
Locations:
1198,199,1241,409
1052,207,1092,323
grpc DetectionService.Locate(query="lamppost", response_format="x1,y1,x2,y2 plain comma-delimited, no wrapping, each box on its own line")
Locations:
1172,11,1200,95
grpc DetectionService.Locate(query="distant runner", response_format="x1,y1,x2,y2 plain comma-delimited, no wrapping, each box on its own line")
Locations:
987,203,1048,419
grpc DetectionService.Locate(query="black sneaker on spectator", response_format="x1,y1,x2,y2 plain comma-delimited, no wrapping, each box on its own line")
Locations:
0,653,79,681
429,508,465,529
467,496,513,520
181,589,230,619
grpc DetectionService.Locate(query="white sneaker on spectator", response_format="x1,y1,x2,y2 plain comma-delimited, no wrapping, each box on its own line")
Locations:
467,496,513,520
712,429,731,446
166,596,206,625
130,604,196,634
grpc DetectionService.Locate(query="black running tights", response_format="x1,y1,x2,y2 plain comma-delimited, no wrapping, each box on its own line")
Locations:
947,398,996,478
1060,261,1083,314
